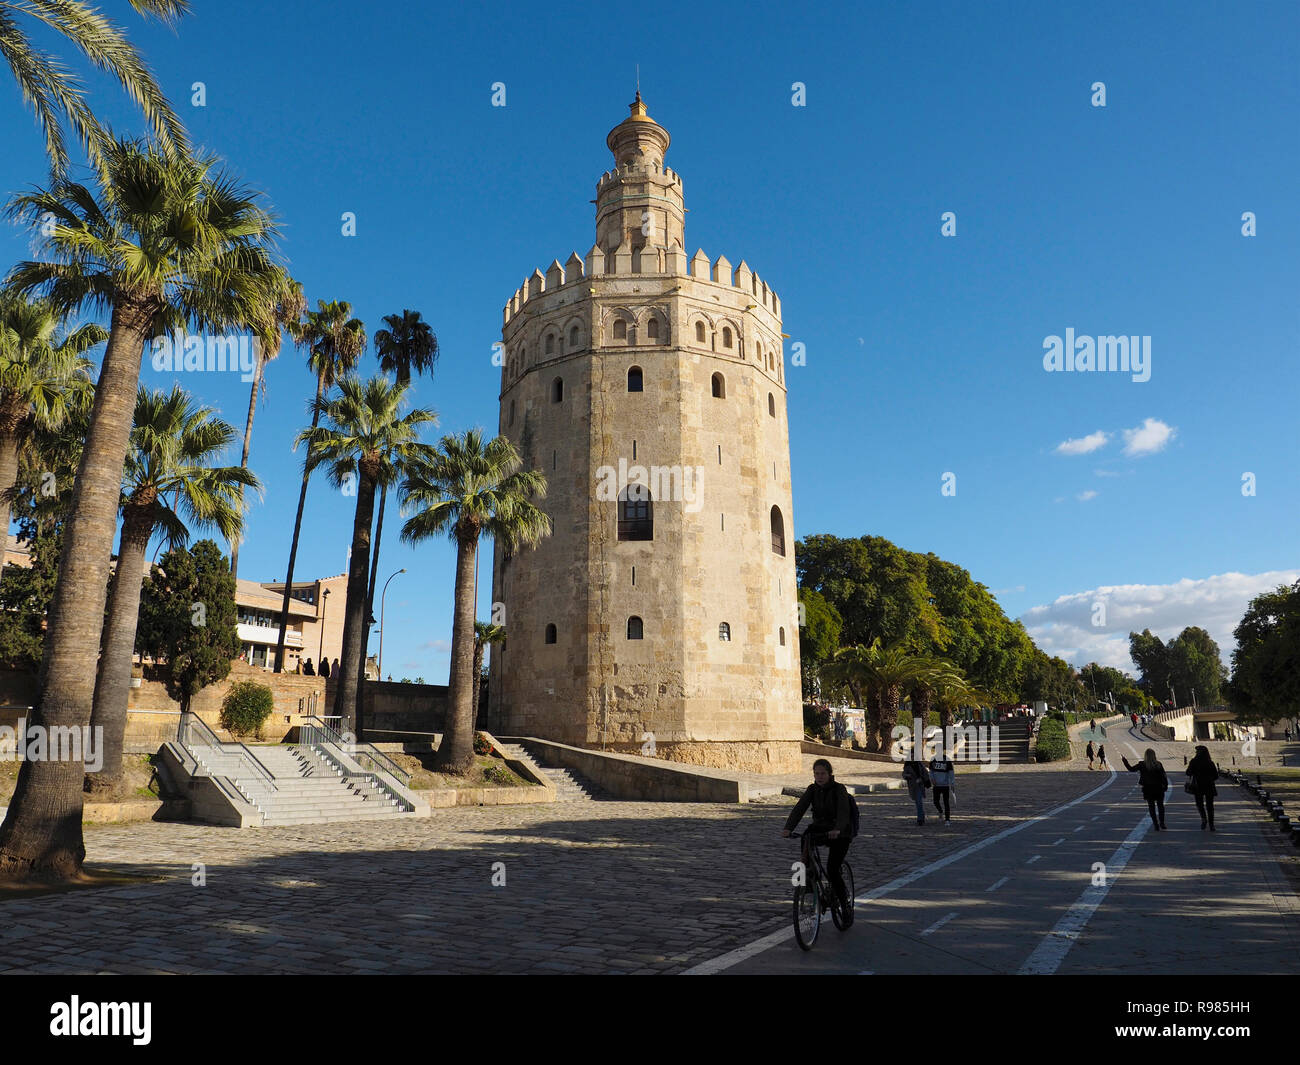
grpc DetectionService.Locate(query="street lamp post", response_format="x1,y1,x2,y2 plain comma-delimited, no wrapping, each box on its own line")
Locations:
317,588,331,664
378,568,406,680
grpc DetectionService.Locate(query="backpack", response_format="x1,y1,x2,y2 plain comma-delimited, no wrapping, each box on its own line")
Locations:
840,782,860,838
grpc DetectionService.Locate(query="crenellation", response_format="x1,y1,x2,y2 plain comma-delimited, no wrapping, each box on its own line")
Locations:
712,254,732,286
690,248,711,279
528,268,545,299
546,259,565,290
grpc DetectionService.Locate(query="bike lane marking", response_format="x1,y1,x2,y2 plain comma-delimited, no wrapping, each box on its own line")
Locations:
920,912,958,936
684,768,1119,975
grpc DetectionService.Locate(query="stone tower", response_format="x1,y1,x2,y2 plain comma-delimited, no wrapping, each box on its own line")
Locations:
486,95,801,774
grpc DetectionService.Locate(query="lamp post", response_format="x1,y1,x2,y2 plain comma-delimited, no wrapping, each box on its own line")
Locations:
317,588,331,664
378,568,406,679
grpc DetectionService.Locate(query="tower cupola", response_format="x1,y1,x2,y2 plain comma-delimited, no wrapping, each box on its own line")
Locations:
595,93,685,256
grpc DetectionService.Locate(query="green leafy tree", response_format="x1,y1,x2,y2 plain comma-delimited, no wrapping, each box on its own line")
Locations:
1228,580,1300,725
135,539,239,714
1167,626,1226,706
1128,629,1170,699
296,375,436,735
400,430,550,773
89,385,257,791
0,0,189,175
0,138,283,882
219,680,274,739
272,299,366,672
0,525,60,670
796,587,841,701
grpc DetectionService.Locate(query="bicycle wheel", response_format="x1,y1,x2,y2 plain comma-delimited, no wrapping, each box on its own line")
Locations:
793,882,820,950
831,862,855,930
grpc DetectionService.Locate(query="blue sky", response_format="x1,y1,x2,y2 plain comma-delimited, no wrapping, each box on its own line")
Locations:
2,0,1296,678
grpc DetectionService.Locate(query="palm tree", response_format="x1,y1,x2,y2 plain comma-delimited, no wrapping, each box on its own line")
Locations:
471,620,505,732
361,310,438,684
272,300,365,673
229,275,305,579
295,375,436,736
0,291,101,554
0,0,189,175
865,641,927,758
89,385,257,791
0,138,282,882
400,431,550,773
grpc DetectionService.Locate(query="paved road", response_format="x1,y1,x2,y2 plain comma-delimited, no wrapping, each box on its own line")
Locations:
700,730,1300,974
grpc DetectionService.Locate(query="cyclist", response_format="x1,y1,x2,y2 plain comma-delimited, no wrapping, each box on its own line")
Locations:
781,758,853,922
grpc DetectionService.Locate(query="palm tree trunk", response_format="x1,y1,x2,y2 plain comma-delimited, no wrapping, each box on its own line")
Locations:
87,507,153,792
354,481,388,730
273,373,324,672
879,684,903,757
0,300,153,882
334,465,376,737
0,430,21,583
229,359,262,580
437,529,479,774
471,640,484,732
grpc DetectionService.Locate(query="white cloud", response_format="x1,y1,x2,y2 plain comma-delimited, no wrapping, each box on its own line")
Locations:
1077,490,1098,501
1122,417,1176,456
1055,430,1110,456
1020,569,1300,672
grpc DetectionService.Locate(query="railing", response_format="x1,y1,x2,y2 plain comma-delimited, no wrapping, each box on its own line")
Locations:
299,715,410,788
176,711,279,806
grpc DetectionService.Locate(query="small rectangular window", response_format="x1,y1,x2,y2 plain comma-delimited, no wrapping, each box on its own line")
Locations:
631,566,636,586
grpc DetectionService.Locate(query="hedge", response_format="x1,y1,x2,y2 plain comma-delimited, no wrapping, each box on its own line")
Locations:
1035,717,1071,762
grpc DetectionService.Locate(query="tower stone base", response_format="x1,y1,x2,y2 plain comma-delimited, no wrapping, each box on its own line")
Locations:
602,739,803,775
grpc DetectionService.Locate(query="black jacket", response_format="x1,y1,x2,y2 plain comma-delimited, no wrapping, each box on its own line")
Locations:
1123,757,1169,799
785,780,851,835
1186,753,1219,796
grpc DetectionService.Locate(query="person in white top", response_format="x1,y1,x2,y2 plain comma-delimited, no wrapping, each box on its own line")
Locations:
928,753,955,822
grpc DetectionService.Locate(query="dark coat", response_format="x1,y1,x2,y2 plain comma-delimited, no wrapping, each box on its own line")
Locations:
1187,753,1219,797
785,780,852,835
1123,757,1168,799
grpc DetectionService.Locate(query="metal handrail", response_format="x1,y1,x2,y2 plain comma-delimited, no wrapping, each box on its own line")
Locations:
301,743,412,812
178,711,278,792
300,715,410,787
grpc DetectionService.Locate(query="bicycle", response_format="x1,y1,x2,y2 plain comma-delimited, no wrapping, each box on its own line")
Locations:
789,830,855,950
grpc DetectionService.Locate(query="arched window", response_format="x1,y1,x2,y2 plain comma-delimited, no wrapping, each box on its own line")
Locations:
628,366,643,392
711,373,725,399
617,484,653,541
569,325,581,349
627,616,644,640
779,627,786,646
552,377,563,402
545,333,555,355
695,321,706,343
545,624,557,644
770,505,786,556
768,392,775,417
508,398,516,427
722,326,732,348
718,622,731,642
647,318,659,340
614,319,627,340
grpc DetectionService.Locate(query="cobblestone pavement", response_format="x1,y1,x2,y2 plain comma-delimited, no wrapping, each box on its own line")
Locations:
0,769,1101,974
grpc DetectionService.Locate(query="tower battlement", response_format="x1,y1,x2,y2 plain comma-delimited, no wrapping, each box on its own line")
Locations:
503,248,781,326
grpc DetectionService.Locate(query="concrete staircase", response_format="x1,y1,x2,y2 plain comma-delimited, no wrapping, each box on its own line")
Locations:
993,718,1032,765
499,743,605,801
188,743,410,826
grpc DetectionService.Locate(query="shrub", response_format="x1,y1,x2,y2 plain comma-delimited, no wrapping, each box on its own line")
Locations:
473,732,494,756
803,702,829,738
1035,717,1071,762
220,680,275,739
483,764,516,786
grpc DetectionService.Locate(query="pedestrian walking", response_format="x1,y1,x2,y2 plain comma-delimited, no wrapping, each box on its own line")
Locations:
902,759,931,825
929,751,955,822
1097,744,1107,767
1186,745,1219,831
1089,718,1096,734
1121,749,1170,830
1086,740,1095,769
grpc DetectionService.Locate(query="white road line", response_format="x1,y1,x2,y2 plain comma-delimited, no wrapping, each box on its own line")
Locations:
1050,837,1065,846
1018,814,1152,975
1073,825,1085,832
1090,815,1100,821
921,912,958,936
1026,855,1042,864
986,877,1009,892
684,768,1119,975
858,970,874,975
